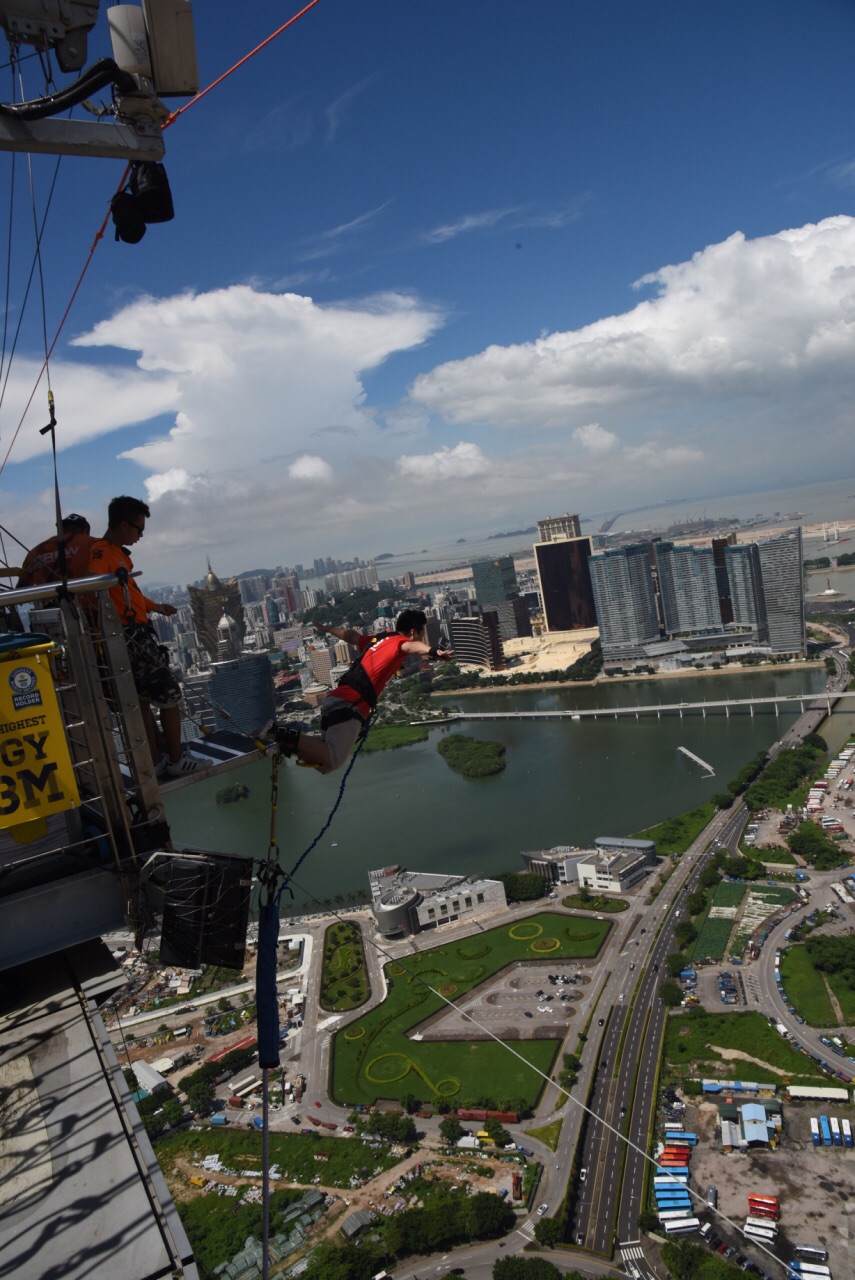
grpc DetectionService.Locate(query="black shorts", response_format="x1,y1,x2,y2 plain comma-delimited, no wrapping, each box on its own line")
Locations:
124,623,182,709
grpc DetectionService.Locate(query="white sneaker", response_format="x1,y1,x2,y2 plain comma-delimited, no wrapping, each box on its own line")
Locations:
162,751,204,779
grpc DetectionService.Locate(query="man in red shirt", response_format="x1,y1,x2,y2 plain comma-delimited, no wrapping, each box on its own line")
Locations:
276,609,452,773
18,514,96,588
88,495,201,780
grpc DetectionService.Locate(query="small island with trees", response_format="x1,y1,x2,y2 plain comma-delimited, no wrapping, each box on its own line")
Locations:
215,783,250,805
437,734,506,778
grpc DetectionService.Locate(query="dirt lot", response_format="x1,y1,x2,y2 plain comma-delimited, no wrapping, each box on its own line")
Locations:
673,1097,855,1276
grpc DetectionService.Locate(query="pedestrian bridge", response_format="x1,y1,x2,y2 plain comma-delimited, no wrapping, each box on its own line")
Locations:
432,689,854,722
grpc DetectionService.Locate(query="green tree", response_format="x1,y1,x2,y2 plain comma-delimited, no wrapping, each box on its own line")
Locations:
496,871,550,902
638,1207,659,1233
666,952,689,977
674,921,697,949
686,889,707,916
160,1097,185,1128
184,1080,215,1115
533,1217,561,1248
699,863,720,889
658,979,683,1007
492,1256,564,1280
485,1118,512,1147
711,792,733,809
439,1116,465,1144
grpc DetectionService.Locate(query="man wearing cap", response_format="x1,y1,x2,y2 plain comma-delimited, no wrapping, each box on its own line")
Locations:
88,495,202,780
18,514,96,588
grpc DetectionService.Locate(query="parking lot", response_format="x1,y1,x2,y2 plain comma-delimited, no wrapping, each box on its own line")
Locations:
416,963,593,1041
665,1096,855,1277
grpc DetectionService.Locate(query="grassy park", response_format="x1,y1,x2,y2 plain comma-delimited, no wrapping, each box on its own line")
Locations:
331,912,611,1109
663,1010,829,1085
524,1118,562,1150
320,920,370,1012
633,803,716,855
561,893,628,913
781,944,839,1026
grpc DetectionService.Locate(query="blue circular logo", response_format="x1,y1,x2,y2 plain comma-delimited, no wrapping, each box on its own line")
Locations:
9,666,37,694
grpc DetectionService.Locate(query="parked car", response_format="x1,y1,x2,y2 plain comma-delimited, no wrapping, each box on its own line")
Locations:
598,1018,605,1026
313,1101,322,1108
537,1203,548,1216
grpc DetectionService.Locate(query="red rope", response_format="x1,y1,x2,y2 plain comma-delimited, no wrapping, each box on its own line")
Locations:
0,0,324,479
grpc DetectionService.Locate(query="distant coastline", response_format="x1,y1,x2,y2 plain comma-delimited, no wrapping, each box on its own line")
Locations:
434,659,826,697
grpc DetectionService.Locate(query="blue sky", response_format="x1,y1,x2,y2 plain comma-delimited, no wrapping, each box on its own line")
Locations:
2,0,855,581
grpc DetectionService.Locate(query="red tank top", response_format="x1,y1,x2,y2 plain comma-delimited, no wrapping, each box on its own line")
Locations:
332,633,409,716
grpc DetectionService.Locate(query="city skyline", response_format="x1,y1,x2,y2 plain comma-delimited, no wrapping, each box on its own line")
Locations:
2,2,855,579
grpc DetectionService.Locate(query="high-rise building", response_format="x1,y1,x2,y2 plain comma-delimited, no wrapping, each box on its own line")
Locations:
494,596,533,640
310,646,334,686
471,556,530,639
589,544,660,655
756,528,805,654
187,560,245,660
448,614,505,670
654,542,721,635
724,543,766,638
471,556,518,608
238,575,269,604
537,513,582,543
711,534,738,624
208,652,275,736
534,536,597,631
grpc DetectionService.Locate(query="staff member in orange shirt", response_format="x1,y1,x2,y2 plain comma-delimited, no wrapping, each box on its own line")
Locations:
89,495,201,779
18,513,96,588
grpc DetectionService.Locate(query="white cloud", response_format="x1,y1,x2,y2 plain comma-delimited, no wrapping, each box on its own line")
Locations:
67,286,442,488
421,200,586,245
325,75,377,143
288,454,333,481
409,216,855,433
573,422,617,455
396,442,490,482
0,359,178,462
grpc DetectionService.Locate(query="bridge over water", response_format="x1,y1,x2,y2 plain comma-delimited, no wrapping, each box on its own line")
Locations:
429,689,855,723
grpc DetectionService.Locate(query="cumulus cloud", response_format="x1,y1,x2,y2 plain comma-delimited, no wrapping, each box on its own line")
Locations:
0,359,178,462
573,422,617,455
288,454,333,481
410,216,855,433
396,442,490,482
68,286,443,488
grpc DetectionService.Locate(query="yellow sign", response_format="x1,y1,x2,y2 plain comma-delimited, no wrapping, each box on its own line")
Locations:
0,645,80,830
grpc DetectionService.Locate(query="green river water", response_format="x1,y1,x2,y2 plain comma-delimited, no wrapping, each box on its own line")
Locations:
164,667,848,911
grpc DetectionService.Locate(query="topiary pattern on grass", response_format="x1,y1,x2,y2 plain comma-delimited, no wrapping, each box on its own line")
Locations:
331,912,611,1110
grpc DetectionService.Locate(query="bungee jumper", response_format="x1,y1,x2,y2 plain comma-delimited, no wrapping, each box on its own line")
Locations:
274,608,453,773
